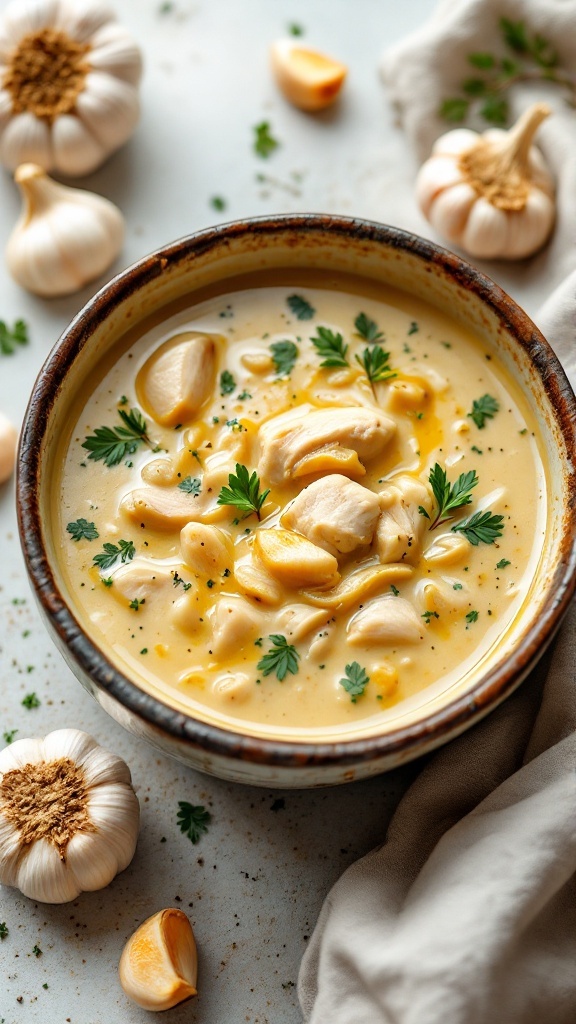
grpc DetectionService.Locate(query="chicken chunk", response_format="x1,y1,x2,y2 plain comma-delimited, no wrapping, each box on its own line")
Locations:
208,596,264,658
276,604,331,643
282,474,380,556
136,331,216,427
180,523,232,577
347,595,424,646
376,475,433,565
258,405,396,484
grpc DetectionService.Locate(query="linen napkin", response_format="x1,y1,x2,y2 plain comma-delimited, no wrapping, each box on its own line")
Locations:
298,3,576,1022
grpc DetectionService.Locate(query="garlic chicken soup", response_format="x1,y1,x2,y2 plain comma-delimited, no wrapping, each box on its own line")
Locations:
57,273,545,739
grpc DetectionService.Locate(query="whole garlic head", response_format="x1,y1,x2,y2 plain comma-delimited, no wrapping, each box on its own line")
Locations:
0,728,139,903
7,162,124,296
416,103,555,260
0,0,142,176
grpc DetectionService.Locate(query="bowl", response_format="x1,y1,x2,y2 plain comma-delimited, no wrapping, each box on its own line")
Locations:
17,215,576,787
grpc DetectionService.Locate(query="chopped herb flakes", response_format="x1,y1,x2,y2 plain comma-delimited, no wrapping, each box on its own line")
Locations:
287,294,315,320
129,598,145,611
177,801,211,843
270,339,298,377
2,730,17,744
93,538,135,570
468,394,499,429
220,370,236,395
178,476,201,496
67,519,99,542
257,635,299,681
422,610,439,622
210,195,227,211
0,922,8,939
339,662,369,702
0,318,28,356
407,321,419,335
22,692,40,709
253,121,279,158
496,558,511,569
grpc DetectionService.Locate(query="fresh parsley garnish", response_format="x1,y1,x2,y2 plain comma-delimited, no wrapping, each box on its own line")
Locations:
129,597,145,611
22,692,40,709
257,634,299,681
178,476,201,496
422,610,440,622
220,370,236,395
82,408,152,467
496,558,511,569
287,294,315,320
0,318,28,355
390,584,400,596
210,195,227,211
408,321,419,335
217,463,270,521
270,340,298,377
452,510,505,545
254,121,279,158
32,945,42,957
355,345,396,384
177,801,211,844
428,464,479,530
354,312,384,343
0,922,8,939
67,519,99,542
468,394,499,429
93,539,135,571
339,662,369,702
2,729,18,744
173,571,193,591
466,610,479,623
311,326,349,368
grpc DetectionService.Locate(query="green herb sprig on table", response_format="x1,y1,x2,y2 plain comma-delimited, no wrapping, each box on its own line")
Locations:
82,408,153,467
217,463,270,521
257,635,299,681
93,539,135,571
253,121,279,158
0,318,28,356
177,801,211,844
440,17,576,126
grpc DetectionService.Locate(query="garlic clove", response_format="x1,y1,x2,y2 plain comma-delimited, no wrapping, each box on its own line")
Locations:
432,128,479,156
88,22,144,86
427,181,477,242
51,113,105,176
56,0,115,43
505,189,555,260
17,837,81,904
79,745,133,788
74,71,139,150
0,817,21,888
41,727,98,766
270,38,347,111
86,783,139,872
0,410,18,484
0,736,44,770
7,163,124,296
0,89,12,130
119,908,198,1012
461,197,509,259
0,111,52,171
4,0,59,36
66,828,121,893
415,156,465,216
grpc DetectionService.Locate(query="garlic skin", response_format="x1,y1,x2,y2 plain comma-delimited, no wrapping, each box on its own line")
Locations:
416,104,555,260
0,0,142,176
119,908,198,1011
7,162,124,296
0,411,18,484
0,728,139,904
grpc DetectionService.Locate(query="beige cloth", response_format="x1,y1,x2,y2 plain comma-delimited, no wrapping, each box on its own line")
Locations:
299,3,576,1021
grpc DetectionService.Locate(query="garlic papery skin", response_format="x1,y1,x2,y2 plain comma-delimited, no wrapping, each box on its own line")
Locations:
0,0,142,175
119,908,198,1011
0,411,18,484
0,728,139,903
7,162,124,296
416,104,555,260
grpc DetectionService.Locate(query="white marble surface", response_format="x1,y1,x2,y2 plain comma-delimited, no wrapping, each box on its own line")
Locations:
0,1,553,1021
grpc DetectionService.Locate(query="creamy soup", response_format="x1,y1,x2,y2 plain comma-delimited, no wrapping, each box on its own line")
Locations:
56,273,546,739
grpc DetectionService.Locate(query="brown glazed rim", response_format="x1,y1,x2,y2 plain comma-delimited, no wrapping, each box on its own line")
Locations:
17,215,576,771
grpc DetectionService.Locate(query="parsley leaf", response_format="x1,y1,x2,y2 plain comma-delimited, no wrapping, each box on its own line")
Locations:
177,801,211,844
257,634,299,681
220,370,236,395
2,729,18,744
439,97,470,122
82,408,152,467
466,610,479,623
93,539,135,571
270,340,298,377
311,326,349,368
254,121,279,158
452,510,505,546
22,692,40,709
428,464,479,530
129,597,145,611
217,463,270,520
468,394,499,428
67,519,99,542
0,319,28,356
355,345,396,384
339,662,369,702
210,195,227,211
496,558,511,569
408,321,419,335
178,476,201,496
287,294,315,320
354,312,384,343
0,922,8,939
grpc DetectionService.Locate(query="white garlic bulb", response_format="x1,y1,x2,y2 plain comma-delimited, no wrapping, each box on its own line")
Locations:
119,908,198,1011
0,0,142,176
416,103,555,260
7,162,124,296
0,728,139,903
0,411,18,484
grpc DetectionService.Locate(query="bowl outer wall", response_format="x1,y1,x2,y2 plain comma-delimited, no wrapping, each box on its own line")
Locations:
16,215,576,787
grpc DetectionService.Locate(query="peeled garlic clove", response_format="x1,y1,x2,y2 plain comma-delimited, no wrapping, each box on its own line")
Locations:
180,522,232,577
348,595,424,646
6,163,124,297
292,444,366,480
302,563,414,610
270,38,347,111
255,528,340,589
424,532,471,566
136,333,216,427
119,908,198,1012
234,560,284,606
0,411,18,483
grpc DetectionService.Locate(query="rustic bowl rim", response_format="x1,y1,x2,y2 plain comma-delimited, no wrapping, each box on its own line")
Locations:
17,214,576,771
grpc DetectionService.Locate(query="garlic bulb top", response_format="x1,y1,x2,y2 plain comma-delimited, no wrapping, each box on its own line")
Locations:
0,0,142,176
0,728,139,903
7,162,125,296
416,103,555,261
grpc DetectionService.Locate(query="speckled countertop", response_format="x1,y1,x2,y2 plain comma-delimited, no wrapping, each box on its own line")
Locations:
0,1,554,1021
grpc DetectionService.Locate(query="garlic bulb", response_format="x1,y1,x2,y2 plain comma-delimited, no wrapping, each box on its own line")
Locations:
0,728,139,903
7,162,124,296
0,0,142,176
416,103,555,260
0,411,18,483
119,908,198,1011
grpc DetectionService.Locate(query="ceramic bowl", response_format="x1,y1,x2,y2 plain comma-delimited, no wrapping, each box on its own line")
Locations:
17,215,576,787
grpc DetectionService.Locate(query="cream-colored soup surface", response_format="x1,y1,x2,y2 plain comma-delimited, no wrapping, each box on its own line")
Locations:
57,274,545,740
